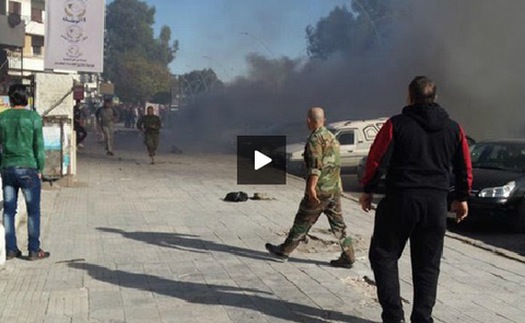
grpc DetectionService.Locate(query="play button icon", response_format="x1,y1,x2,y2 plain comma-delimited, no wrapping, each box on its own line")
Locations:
254,150,272,170
237,136,286,185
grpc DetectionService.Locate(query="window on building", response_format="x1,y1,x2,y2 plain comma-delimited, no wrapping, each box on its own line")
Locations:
8,1,21,14
32,36,44,56
31,7,43,23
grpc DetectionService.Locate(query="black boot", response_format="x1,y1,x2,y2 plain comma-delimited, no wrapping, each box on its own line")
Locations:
265,243,289,261
330,253,354,268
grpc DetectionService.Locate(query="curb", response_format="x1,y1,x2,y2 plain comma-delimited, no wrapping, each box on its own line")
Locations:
444,231,525,264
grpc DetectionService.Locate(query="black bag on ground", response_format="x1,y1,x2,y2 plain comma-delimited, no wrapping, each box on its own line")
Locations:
223,191,249,202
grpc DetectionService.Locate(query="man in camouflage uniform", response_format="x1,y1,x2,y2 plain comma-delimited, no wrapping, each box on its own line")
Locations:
265,107,355,268
96,99,118,156
137,106,162,164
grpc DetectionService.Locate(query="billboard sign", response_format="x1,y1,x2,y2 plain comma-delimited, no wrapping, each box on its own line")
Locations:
44,0,105,72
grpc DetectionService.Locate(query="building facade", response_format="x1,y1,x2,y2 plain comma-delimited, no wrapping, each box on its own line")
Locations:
0,0,45,78
0,1,103,103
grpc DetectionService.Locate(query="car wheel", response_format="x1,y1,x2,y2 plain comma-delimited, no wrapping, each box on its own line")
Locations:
513,201,525,233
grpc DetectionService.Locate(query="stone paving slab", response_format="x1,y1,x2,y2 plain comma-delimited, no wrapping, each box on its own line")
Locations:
0,131,523,323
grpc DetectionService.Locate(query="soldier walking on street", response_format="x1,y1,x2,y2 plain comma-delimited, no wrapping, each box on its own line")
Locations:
265,107,355,268
137,106,162,164
96,99,118,156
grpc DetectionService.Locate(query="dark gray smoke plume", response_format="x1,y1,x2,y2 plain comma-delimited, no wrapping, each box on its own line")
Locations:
174,1,525,152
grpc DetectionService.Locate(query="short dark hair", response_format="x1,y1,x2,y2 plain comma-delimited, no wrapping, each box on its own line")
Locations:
8,84,29,107
408,76,436,104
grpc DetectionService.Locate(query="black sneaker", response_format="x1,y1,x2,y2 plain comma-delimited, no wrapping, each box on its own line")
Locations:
6,249,22,260
28,249,50,261
265,243,289,261
106,151,114,156
330,254,354,269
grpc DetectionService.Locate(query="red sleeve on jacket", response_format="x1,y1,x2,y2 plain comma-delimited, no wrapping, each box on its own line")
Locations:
361,119,394,189
460,127,473,190
454,126,473,200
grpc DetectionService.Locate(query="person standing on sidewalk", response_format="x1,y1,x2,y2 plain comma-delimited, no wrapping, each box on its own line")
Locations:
265,107,355,268
0,84,50,261
73,100,87,148
96,99,118,156
136,106,162,164
360,76,472,323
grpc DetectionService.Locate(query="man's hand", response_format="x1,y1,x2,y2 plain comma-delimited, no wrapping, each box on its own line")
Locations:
307,189,320,204
306,174,320,204
450,200,468,223
359,193,373,212
38,173,42,180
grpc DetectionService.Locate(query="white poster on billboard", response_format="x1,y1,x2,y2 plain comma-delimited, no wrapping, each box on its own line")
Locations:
44,0,105,72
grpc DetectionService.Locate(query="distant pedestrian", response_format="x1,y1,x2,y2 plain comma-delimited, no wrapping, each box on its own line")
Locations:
360,76,472,323
0,84,50,261
265,107,355,268
137,105,162,164
131,106,138,126
96,99,118,156
73,100,87,148
123,106,131,128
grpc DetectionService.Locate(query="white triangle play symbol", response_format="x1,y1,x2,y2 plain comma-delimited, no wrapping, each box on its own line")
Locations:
254,150,272,170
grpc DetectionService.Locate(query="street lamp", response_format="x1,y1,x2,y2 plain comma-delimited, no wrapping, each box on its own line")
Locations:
202,55,231,80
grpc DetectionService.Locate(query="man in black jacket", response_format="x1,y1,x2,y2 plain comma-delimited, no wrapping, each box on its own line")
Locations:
360,76,472,323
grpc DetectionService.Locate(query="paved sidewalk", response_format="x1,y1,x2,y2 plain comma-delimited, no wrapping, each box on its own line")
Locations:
0,131,524,323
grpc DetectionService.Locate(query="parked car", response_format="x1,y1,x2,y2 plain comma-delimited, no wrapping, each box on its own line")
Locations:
278,117,388,174
448,139,525,232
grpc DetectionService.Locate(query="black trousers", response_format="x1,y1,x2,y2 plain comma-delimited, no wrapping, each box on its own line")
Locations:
74,123,87,145
369,190,447,323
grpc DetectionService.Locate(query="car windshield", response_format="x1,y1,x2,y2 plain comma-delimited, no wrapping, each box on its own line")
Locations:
470,142,525,172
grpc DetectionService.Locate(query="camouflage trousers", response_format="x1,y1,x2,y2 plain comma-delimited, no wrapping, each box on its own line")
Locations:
102,125,114,153
281,192,354,261
144,133,160,157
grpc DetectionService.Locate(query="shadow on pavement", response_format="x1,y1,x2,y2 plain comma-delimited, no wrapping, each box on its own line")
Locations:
97,227,330,267
68,262,377,323
447,221,525,257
